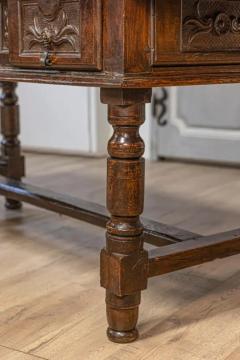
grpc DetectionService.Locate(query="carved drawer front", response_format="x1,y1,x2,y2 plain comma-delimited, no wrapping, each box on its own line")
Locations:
152,0,240,65
8,0,102,70
0,0,9,63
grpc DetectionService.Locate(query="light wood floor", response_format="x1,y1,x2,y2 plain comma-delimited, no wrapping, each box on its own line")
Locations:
0,154,240,360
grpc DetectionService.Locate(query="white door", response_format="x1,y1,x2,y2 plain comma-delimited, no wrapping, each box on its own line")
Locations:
155,85,240,164
17,83,153,159
18,84,109,156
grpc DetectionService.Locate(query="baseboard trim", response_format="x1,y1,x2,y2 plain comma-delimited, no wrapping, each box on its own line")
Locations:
22,146,106,158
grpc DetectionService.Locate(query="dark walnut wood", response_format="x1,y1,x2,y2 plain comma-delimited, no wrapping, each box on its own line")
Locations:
182,0,240,52
100,88,152,343
2,1,240,85
148,229,240,278
0,0,9,64
0,178,201,247
0,82,25,209
8,0,102,70
152,0,240,66
0,0,240,345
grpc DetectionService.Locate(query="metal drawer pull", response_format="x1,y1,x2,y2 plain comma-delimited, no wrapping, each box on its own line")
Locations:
40,51,52,67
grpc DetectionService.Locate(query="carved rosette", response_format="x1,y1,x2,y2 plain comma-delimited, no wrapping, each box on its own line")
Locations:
182,0,240,52
25,0,79,53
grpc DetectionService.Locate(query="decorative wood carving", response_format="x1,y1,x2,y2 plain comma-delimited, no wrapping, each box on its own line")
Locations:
0,1,9,53
182,0,240,52
3,3,8,50
8,0,102,70
23,1,80,54
38,0,61,21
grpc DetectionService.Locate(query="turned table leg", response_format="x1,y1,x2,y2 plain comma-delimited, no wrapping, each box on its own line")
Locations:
100,88,152,343
0,82,25,209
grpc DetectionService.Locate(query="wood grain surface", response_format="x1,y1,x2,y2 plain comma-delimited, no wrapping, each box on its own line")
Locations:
0,154,240,358
2,0,240,87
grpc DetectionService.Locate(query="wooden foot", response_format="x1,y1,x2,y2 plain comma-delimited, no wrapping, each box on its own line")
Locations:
5,198,22,210
107,328,139,344
100,88,152,343
0,82,25,209
105,291,140,343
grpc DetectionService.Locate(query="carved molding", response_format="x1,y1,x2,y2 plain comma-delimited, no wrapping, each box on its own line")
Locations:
182,0,240,52
3,4,8,50
25,2,79,52
0,1,9,53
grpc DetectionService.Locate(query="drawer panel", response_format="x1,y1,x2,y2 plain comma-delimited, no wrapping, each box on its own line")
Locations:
8,0,102,70
182,0,240,52
152,0,240,65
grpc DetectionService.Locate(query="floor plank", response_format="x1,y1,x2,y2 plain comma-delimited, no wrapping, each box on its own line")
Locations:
0,154,240,359
0,345,46,360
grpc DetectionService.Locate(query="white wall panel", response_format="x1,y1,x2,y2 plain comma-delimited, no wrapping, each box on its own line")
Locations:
18,84,109,156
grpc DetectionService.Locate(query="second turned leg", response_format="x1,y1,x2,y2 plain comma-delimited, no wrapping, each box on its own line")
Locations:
0,82,25,209
100,88,152,343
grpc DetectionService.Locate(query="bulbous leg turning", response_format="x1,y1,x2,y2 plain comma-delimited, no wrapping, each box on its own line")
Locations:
100,88,152,343
0,82,25,209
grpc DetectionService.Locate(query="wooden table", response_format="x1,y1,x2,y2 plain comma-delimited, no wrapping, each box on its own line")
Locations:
1,0,240,344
